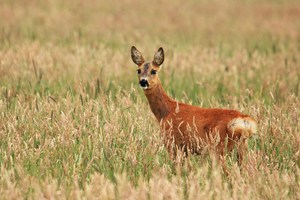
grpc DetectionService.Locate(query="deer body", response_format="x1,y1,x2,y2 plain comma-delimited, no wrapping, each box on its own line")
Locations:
131,46,257,161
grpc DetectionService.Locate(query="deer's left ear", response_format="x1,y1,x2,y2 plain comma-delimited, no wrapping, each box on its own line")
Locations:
131,46,144,66
153,47,164,66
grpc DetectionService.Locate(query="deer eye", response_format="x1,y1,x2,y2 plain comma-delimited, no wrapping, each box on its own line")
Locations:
137,69,141,74
151,70,157,75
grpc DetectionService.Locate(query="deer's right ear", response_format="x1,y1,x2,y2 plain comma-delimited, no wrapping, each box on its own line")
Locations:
131,46,144,66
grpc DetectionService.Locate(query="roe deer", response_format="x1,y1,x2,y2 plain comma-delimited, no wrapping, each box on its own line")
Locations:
131,46,257,164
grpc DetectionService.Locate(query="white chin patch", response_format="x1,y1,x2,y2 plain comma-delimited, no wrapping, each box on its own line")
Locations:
140,86,149,90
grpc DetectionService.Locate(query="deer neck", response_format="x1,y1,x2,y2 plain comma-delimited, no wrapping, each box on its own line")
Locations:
143,79,175,122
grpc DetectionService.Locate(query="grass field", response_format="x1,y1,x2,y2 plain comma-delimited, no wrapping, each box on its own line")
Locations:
0,0,300,199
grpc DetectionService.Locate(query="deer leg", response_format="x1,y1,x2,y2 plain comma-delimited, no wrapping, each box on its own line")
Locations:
237,139,247,166
215,142,230,176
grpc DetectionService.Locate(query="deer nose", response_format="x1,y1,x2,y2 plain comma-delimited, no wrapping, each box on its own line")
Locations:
139,79,149,88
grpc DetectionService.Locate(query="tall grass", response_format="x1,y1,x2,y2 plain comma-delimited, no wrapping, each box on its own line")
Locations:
0,0,300,199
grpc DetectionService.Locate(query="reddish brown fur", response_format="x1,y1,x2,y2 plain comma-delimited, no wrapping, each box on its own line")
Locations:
131,46,257,163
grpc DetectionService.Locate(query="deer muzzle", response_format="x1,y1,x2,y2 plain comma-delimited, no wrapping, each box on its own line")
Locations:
139,79,149,89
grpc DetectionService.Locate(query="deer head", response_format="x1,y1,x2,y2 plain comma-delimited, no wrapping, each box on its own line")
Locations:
131,46,164,90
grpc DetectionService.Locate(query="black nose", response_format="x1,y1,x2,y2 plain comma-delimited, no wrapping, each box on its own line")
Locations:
139,79,149,88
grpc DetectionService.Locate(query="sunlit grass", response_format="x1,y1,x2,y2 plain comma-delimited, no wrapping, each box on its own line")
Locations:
0,0,300,199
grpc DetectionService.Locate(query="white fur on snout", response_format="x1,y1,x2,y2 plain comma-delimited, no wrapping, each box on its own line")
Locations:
141,76,148,80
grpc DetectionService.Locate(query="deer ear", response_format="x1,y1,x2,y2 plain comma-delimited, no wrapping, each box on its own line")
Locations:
131,46,144,66
153,47,164,66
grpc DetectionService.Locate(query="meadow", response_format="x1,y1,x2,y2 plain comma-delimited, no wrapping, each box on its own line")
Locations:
0,0,300,199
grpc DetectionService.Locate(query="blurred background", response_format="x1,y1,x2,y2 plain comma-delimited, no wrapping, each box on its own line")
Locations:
1,0,299,47
1,0,299,101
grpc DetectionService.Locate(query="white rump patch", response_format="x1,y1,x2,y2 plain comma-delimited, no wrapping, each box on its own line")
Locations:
227,117,257,137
